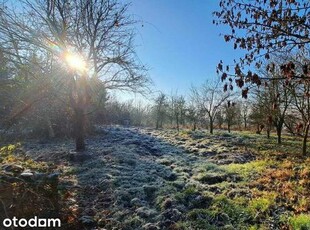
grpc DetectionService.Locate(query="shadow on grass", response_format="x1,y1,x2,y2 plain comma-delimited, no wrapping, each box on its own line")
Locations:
1,126,194,229
2,127,306,229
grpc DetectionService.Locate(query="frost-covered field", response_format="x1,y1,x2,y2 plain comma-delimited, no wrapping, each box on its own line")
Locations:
20,126,310,229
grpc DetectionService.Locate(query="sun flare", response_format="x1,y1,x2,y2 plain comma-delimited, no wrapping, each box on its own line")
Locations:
64,52,87,72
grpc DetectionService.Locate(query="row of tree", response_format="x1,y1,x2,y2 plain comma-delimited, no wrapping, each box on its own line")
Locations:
2,49,309,155
1,0,310,156
98,54,310,156
212,0,310,155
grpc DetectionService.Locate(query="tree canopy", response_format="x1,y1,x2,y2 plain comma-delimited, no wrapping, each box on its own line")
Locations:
0,0,150,150
213,0,310,97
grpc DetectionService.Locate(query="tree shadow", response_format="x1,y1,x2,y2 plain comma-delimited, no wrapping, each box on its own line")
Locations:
1,126,258,229
3,126,190,229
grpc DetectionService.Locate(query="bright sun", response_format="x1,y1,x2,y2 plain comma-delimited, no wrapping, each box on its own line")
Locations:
64,51,87,72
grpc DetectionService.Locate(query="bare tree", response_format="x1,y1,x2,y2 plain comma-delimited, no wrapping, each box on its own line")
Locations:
171,94,186,132
251,87,274,138
129,100,148,127
266,69,293,144
241,100,250,129
223,101,240,133
0,0,150,150
292,83,310,155
249,97,267,135
153,93,167,129
289,58,310,155
185,103,199,131
190,80,230,134
215,110,224,129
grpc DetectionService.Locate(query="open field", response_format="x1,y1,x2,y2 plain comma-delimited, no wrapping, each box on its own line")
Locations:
1,126,310,229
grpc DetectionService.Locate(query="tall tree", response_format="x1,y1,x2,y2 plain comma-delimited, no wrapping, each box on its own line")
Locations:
289,58,310,155
0,0,150,150
214,0,310,155
266,65,293,144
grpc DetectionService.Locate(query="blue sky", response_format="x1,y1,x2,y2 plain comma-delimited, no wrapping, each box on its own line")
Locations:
126,0,246,97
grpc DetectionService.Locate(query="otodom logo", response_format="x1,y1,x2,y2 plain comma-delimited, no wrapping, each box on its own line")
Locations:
2,216,61,228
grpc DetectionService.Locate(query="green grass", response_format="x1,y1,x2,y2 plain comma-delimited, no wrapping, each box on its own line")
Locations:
194,162,225,174
237,131,303,156
222,160,271,180
289,214,310,230
211,195,253,228
248,192,276,215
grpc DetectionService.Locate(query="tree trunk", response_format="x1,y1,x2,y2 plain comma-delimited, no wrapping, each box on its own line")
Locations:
256,124,261,134
74,107,85,151
72,74,88,152
302,122,310,156
193,121,196,131
210,118,213,134
46,116,55,138
276,123,283,144
228,122,231,133
266,128,270,139
276,127,281,144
